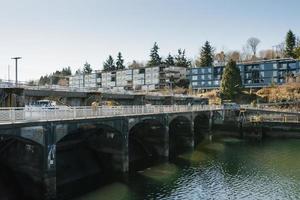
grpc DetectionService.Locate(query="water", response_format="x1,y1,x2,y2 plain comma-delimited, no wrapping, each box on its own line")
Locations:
76,138,300,200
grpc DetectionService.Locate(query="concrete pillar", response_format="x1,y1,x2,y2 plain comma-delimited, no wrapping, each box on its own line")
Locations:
209,111,213,132
190,120,195,149
43,123,57,200
121,132,129,173
163,125,169,158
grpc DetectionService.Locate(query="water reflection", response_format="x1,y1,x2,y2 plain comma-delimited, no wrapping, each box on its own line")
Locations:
75,138,300,200
1,137,300,200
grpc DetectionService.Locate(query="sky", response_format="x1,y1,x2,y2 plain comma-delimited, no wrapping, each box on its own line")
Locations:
0,0,299,81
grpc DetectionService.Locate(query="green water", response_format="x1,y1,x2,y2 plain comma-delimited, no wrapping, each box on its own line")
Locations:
76,138,300,200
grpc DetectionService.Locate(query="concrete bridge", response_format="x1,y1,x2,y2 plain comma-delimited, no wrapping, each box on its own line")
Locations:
0,105,299,200
0,105,224,199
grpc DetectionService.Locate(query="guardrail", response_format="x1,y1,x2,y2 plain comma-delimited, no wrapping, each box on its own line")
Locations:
240,105,300,114
248,114,300,123
0,105,221,124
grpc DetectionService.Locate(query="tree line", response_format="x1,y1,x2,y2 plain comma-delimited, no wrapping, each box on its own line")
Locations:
37,29,300,85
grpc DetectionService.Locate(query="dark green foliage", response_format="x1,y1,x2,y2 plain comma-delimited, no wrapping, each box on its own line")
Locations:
221,59,242,100
147,42,162,66
38,66,72,85
116,52,125,70
165,54,175,66
175,78,190,89
61,67,72,76
103,55,116,71
83,62,93,74
175,49,191,68
39,75,50,85
285,30,296,58
295,47,300,59
197,41,214,67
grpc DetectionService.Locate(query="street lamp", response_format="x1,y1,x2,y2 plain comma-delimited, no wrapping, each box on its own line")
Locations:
11,57,22,86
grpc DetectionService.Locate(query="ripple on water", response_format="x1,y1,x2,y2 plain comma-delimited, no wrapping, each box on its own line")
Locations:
73,138,300,200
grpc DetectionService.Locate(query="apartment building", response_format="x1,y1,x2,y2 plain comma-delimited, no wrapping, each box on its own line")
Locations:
69,73,101,88
116,69,133,90
68,65,187,91
188,58,300,91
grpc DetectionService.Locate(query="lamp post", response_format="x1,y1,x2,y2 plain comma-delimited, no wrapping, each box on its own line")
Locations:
11,57,22,86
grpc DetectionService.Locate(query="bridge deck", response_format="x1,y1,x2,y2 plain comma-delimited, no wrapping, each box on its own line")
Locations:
0,105,299,126
0,105,220,125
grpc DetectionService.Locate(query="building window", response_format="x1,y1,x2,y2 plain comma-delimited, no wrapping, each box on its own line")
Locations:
273,63,277,69
289,63,296,69
201,75,205,80
192,82,198,86
208,68,212,73
281,63,287,69
192,76,198,81
208,81,211,85
192,69,198,74
207,75,212,79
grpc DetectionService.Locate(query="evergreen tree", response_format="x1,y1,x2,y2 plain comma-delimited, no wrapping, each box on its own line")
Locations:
103,55,115,71
196,41,214,67
116,52,125,70
295,47,300,59
221,59,242,100
165,54,175,66
147,42,162,66
285,30,296,58
175,49,191,68
75,68,82,75
83,62,93,74
62,66,72,76
38,66,72,85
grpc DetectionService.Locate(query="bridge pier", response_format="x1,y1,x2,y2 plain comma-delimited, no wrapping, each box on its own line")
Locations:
162,125,170,158
121,129,129,173
209,111,213,132
43,123,57,200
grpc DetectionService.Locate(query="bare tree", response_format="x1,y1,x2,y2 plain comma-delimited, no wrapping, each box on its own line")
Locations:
273,42,285,58
128,60,144,69
215,51,226,65
226,51,241,62
241,45,252,61
259,49,275,59
247,37,261,56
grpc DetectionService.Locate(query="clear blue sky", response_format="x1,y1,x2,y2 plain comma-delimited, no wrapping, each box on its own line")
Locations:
0,0,299,80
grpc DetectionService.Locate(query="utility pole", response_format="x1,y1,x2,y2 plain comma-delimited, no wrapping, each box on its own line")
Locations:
11,57,22,86
8,65,10,82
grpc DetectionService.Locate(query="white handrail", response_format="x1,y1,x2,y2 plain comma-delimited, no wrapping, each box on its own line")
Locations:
0,105,221,124
0,105,298,124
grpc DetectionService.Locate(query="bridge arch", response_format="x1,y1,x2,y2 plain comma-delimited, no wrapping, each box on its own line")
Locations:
169,116,193,159
0,135,44,199
128,118,167,172
55,122,125,196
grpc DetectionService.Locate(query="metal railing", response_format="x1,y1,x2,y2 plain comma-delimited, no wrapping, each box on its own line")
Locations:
248,114,300,123
240,105,300,115
0,105,221,124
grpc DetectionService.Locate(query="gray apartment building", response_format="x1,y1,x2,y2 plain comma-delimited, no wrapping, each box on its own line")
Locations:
69,65,186,91
188,58,300,91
